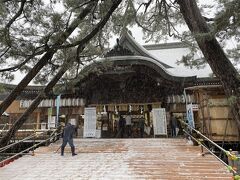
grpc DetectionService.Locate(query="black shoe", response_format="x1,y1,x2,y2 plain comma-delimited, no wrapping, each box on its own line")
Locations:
71,147,77,156
61,146,64,156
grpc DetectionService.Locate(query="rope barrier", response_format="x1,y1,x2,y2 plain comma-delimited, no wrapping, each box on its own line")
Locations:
180,120,239,176
0,128,62,167
0,125,61,152
180,120,239,159
0,133,36,153
183,130,235,172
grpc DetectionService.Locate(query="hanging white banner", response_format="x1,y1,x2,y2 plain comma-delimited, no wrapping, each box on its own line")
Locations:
83,107,96,138
152,108,167,136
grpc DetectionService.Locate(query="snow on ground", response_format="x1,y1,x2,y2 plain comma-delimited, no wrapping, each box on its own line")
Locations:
0,138,232,180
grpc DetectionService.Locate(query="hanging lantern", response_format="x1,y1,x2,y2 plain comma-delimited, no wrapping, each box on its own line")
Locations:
129,105,132,112
114,105,118,114
140,106,143,114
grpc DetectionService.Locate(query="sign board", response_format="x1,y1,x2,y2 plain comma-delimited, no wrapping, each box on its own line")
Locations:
186,103,195,129
192,104,199,111
48,116,56,128
41,122,47,130
83,107,96,138
152,108,167,136
47,108,55,128
56,94,61,126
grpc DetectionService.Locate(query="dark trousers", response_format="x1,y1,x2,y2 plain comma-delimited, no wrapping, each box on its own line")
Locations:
126,125,132,137
62,138,74,148
61,138,75,155
140,127,144,138
120,127,125,138
171,127,176,137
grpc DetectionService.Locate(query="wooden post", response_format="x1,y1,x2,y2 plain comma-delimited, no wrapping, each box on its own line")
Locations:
36,112,40,130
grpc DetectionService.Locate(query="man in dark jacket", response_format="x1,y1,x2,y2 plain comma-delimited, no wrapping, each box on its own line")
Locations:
61,122,77,156
170,113,177,137
139,118,145,138
118,115,126,138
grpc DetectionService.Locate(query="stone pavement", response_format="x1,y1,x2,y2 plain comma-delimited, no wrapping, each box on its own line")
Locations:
0,138,232,180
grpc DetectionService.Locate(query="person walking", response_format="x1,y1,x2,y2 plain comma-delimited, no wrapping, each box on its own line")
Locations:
61,121,77,156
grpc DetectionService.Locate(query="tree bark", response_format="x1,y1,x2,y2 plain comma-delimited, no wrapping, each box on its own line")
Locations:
0,1,96,117
0,0,123,147
177,0,240,130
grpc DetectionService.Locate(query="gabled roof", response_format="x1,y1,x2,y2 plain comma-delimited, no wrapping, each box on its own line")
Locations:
79,31,196,83
82,56,196,83
119,31,172,68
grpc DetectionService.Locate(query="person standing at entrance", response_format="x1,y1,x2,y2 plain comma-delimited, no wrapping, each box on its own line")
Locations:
125,113,132,137
61,121,77,156
118,115,126,138
170,113,177,137
113,118,118,137
139,117,145,138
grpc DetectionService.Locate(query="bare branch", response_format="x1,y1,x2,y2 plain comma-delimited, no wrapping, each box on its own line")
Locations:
144,0,153,13
0,49,46,72
203,16,215,22
163,0,173,36
65,11,73,30
3,0,26,47
55,0,123,49
5,0,26,29
0,47,11,59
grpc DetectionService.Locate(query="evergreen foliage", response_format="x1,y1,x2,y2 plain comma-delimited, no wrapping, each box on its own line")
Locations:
0,0,239,82
0,0,122,84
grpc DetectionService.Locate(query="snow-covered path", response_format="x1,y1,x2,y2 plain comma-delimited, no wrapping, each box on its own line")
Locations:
0,138,232,180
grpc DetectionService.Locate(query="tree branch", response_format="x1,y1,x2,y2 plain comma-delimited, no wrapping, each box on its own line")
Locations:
0,47,11,59
54,0,123,49
0,0,123,145
4,0,26,46
5,0,26,29
0,50,45,72
0,1,97,116
203,16,215,22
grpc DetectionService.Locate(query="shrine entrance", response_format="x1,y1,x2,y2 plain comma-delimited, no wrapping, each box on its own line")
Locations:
94,103,160,138
76,32,196,138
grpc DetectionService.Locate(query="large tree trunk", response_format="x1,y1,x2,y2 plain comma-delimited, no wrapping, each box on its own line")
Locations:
0,61,70,147
177,0,240,130
0,0,123,147
0,1,96,117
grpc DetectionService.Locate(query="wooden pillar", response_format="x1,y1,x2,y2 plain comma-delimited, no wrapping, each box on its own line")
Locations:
36,111,40,130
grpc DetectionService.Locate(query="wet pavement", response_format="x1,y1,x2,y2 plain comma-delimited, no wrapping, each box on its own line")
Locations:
0,138,232,180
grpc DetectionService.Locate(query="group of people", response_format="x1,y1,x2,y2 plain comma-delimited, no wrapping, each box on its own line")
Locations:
170,112,182,137
59,112,181,156
114,113,145,138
